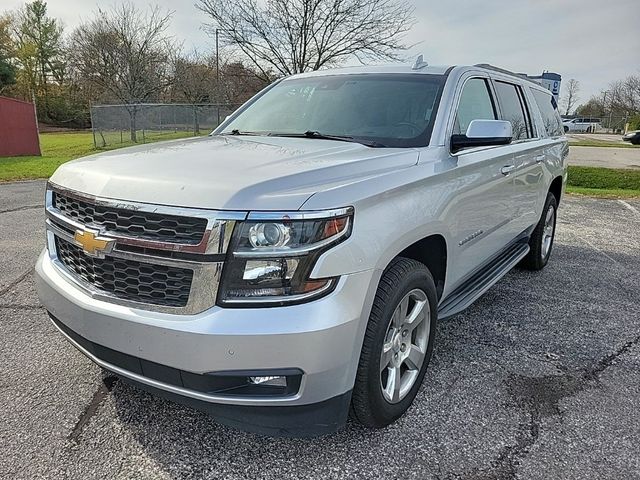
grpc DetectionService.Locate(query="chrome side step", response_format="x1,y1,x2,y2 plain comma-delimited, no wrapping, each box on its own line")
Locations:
438,242,530,319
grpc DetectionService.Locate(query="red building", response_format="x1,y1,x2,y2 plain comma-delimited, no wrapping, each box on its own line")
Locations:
0,96,41,157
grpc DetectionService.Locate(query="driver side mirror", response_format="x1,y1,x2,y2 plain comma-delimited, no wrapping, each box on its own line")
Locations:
451,119,512,153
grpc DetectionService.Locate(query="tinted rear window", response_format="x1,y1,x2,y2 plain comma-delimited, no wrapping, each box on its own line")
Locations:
531,89,563,137
494,81,531,140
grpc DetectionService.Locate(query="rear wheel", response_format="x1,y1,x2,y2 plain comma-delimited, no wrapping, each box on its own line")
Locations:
520,192,557,270
350,257,438,428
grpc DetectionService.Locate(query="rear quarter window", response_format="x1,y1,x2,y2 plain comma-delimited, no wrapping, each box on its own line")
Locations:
531,89,563,137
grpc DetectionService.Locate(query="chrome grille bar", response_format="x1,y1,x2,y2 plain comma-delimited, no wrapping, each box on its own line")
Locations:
46,183,246,255
45,183,247,314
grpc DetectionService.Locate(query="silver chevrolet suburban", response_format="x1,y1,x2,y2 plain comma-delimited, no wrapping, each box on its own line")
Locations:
36,62,568,437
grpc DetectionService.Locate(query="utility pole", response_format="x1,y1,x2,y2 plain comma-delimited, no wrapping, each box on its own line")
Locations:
603,91,608,132
216,29,221,125
215,29,220,83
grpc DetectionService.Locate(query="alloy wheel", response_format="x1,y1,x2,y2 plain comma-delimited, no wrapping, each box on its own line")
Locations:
379,288,431,404
542,204,556,259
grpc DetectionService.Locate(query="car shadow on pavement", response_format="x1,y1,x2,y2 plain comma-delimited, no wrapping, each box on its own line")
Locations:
104,241,640,479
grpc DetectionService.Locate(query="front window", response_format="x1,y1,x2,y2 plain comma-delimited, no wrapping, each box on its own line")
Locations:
219,74,446,148
453,78,496,134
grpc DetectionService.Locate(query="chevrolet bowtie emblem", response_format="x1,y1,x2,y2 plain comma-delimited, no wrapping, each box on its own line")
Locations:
74,229,115,257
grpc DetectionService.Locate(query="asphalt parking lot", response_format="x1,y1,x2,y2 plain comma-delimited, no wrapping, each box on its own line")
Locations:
1,180,639,480
567,146,640,169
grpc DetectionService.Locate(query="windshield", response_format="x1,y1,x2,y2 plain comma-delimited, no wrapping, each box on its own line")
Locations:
219,74,446,148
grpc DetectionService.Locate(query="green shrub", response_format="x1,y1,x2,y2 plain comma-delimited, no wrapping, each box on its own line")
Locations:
567,166,640,190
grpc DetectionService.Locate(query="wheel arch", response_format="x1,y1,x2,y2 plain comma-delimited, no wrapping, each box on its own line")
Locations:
549,175,563,206
391,234,448,301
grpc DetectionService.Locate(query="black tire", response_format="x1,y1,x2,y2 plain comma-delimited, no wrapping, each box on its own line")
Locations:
350,257,438,428
563,126,569,133
520,192,558,271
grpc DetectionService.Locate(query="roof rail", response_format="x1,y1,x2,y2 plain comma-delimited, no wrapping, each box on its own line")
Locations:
474,63,533,82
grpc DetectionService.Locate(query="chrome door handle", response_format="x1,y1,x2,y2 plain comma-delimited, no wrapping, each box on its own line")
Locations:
534,154,546,163
501,165,516,175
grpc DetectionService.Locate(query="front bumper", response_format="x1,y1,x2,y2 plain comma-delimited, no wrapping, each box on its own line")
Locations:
36,250,378,435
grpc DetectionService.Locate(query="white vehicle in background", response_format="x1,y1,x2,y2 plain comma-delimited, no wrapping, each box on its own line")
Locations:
562,117,601,133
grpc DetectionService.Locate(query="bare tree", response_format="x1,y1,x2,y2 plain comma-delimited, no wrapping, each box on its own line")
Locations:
69,3,174,141
171,51,217,133
575,97,605,117
196,0,415,80
172,52,216,104
608,75,640,114
562,78,580,116
217,61,269,105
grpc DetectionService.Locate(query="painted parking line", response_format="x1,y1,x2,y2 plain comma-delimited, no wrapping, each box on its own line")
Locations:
618,199,640,215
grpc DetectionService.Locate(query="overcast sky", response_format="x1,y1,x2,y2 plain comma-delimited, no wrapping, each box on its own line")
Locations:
4,0,639,105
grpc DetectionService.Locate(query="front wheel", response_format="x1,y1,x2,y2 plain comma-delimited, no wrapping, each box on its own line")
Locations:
350,257,438,428
520,192,558,270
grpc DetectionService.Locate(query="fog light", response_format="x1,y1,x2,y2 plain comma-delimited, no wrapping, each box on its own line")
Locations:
248,375,287,387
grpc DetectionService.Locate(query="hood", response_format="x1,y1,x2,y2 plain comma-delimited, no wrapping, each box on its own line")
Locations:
50,135,419,210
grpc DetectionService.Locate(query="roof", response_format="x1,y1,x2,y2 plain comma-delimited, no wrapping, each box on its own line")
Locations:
0,95,35,107
287,64,453,79
284,63,553,91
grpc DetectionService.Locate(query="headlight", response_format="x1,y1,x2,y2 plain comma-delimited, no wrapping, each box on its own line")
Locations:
218,207,353,306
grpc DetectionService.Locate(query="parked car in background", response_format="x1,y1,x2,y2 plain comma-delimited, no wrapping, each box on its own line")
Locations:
622,130,640,145
562,117,601,133
36,62,568,437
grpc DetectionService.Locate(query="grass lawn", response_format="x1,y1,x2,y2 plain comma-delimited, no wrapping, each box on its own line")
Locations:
569,139,639,148
566,166,640,198
0,131,201,182
2,133,640,199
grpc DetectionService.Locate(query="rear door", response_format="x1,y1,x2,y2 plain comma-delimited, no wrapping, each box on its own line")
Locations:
492,79,544,235
529,87,566,215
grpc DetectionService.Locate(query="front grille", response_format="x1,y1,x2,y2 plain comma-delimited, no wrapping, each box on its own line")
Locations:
53,191,207,244
55,237,193,308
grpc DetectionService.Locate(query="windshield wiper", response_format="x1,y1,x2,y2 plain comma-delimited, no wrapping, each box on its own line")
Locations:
271,131,387,148
221,129,264,136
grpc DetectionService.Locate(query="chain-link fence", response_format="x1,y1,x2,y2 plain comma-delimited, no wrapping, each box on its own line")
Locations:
90,103,242,148
599,114,633,134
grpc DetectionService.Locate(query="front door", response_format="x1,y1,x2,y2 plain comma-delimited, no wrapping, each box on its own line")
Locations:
446,76,516,286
